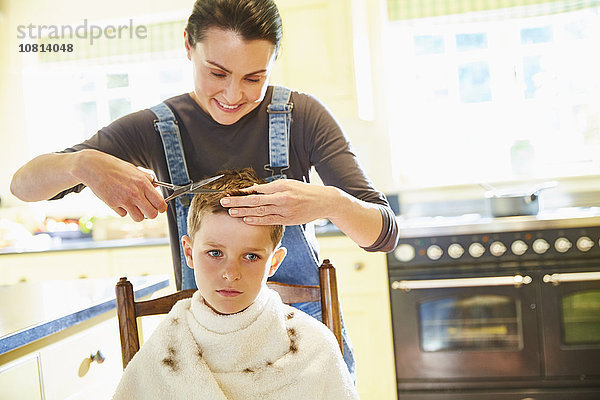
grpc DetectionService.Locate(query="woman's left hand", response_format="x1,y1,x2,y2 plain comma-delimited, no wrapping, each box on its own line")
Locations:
219,179,333,226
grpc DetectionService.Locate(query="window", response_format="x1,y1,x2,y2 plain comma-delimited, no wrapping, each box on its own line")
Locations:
384,5,600,186
20,19,191,158
22,59,191,157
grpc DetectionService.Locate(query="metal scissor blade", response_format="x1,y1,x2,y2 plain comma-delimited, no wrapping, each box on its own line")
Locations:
189,174,224,191
163,174,225,202
164,183,194,202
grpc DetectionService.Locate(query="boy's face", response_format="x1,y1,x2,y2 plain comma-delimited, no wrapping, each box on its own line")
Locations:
182,212,285,315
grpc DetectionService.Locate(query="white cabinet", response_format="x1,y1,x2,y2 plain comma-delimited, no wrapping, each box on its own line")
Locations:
318,235,398,400
39,315,122,400
0,243,175,291
0,276,168,399
0,249,112,283
0,355,43,400
0,313,122,400
109,245,175,291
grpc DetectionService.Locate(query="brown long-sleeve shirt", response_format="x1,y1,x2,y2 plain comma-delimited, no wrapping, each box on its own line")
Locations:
54,86,398,287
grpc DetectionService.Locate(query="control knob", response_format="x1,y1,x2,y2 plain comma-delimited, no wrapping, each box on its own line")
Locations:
490,241,507,257
394,243,416,262
448,243,464,259
576,236,594,252
426,245,443,260
532,238,550,254
554,237,572,253
511,240,528,256
468,242,485,258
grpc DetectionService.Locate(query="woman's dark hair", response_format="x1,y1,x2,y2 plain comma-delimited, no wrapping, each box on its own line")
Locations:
185,0,282,54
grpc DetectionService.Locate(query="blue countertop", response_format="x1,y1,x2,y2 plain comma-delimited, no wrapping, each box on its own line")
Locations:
0,275,169,355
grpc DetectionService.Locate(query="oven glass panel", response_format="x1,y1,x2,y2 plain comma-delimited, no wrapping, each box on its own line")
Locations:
561,289,600,345
420,295,523,352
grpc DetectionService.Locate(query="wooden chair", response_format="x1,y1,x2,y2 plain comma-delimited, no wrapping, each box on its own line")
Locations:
115,259,342,369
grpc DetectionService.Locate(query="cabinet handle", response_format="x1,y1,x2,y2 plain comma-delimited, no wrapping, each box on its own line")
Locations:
543,272,600,285
90,350,105,364
353,262,364,271
392,275,532,291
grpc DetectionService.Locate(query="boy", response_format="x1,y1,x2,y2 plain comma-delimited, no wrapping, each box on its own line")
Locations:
113,168,359,399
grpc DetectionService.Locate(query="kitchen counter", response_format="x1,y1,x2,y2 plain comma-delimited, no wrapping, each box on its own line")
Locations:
0,236,169,256
0,275,168,355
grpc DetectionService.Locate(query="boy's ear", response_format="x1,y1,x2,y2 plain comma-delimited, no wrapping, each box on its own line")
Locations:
268,247,287,277
181,235,195,269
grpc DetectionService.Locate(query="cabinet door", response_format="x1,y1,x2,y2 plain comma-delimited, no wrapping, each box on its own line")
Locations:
40,315,122,400
109,245,175,292
318,235,398,400
0,250,111,284
0,355,43,400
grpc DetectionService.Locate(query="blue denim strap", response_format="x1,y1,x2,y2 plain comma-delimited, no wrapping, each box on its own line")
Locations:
265,86,292,181
150,102,196,290
265,87,355,379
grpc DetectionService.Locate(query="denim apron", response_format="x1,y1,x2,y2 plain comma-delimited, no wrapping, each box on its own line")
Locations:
150,87,356,378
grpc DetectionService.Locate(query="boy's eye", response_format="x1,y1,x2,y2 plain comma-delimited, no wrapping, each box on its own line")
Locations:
210,71,226,78
245,77,260,83
207,250,222,257
244,253,260,262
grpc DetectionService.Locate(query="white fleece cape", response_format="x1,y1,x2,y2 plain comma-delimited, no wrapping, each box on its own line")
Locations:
113,287,359,400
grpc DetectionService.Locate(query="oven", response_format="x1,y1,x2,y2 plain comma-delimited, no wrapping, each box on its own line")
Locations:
387,216,600,399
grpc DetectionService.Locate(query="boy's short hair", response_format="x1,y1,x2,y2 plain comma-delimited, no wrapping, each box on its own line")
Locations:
186,168,284,248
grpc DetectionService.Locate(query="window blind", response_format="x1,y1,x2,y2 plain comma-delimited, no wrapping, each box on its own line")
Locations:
37,20,185,63
387,0,599,21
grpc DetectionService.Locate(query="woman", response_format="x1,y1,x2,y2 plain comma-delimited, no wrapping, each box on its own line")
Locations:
10,0,398,377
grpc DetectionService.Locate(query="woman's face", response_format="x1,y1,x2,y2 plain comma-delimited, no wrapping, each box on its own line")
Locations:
185,27,277,125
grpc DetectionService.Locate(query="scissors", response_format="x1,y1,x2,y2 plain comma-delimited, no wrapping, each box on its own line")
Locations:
153,174,225,202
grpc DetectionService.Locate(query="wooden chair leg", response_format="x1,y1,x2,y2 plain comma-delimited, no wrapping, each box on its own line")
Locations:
319,259,343,355
115,277,141,369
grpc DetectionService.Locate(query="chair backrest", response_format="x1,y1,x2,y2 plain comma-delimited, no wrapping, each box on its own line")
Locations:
115,259,342,369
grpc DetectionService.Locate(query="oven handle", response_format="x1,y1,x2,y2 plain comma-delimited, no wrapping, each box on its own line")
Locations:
391,275,532,291
543,272,600,285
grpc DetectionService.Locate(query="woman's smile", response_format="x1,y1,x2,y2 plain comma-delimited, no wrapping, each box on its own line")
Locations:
214,99,244,112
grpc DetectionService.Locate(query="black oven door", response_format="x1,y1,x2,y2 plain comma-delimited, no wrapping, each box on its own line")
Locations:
389,271,541,380
540,268,600,377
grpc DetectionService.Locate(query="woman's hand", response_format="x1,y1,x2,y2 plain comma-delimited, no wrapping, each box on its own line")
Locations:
73,150,167,222
11,149,167,222
219,179,331,226
219,179,383,248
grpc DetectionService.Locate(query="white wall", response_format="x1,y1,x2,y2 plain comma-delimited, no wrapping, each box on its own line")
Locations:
0,0,193,207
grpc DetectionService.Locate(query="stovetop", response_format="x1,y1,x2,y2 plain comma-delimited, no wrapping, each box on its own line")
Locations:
390,207,600,268
397,207,600,238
